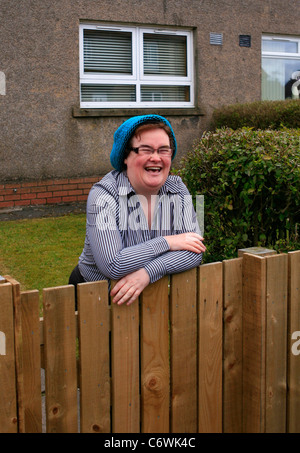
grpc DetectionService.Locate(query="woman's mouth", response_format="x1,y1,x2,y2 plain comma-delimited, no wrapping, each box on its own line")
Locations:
145,166,162,173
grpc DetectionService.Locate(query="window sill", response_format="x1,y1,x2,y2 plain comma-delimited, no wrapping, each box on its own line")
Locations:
72,106,204,118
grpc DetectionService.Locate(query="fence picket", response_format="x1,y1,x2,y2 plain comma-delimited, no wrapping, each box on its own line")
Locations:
21,290,42,433
77,281,111,433
223,258,243,433
198,262,223,433
265,254,288,433
242,254,267,433
111,285,140,433
43,285,78,433
141,276,169,433
0,283,18,433
170,268,197,433
4,276,25,432
287,250,300,433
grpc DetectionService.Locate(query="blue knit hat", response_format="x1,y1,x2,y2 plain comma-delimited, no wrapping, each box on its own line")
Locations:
110,114,177,171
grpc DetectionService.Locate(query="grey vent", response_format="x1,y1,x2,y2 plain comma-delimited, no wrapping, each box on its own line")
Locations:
210,33,223,46
239,35,251,47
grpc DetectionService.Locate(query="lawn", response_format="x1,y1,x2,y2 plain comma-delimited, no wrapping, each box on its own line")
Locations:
0,213,86,295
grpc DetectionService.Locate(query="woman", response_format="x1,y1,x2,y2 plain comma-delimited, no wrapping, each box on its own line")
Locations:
69,114,205,306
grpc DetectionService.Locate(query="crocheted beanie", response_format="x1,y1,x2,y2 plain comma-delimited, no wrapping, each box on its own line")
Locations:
110,114,177,171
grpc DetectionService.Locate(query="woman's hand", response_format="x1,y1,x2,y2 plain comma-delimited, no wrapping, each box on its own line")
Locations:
164,232,206,254
110,268,150,306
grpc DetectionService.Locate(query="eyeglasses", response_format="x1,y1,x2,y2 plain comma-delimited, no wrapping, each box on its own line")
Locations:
130,146,173,157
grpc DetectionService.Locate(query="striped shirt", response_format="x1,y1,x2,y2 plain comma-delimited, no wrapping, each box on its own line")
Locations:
78,170,203,284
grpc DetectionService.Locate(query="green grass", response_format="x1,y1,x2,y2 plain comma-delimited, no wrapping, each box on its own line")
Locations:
0,213,86,295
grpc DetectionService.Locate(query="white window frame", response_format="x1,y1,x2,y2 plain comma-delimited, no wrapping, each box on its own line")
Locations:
79,23,194,108
262,34,300,100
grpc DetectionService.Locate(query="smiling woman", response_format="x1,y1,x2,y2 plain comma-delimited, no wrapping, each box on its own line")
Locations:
69,115,206,307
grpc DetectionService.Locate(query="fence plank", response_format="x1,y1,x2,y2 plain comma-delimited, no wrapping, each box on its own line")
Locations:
4,275,25,433
170,268,197,433
21,290,42,433
77,281,110,433
0,283,18,433
287,250,300,433
265,254,288,433
242,254,266,433
141,277,169,433
43,285,78,433
223,258,243,433
198,262,223,433
111,287,140,433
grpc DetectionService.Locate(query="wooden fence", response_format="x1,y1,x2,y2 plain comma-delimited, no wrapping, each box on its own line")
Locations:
0,249,299,433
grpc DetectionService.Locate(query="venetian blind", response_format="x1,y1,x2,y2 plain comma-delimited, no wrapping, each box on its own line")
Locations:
83,29,132,73
143,33,187,76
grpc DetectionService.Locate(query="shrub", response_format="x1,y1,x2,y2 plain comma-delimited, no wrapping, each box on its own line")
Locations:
211,100,300,130
177,127,300,262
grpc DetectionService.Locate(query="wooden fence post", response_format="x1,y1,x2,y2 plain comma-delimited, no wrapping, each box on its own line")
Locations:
242,251,289,433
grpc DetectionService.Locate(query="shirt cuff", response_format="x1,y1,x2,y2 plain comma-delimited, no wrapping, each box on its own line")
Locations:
149,236,170,256
144,258,167,283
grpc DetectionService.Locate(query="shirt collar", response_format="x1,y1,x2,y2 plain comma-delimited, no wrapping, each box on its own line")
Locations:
117,171,180,196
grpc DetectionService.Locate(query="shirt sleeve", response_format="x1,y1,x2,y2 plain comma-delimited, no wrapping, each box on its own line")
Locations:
86,184,170,280
144,250,203,283
144,177,203,282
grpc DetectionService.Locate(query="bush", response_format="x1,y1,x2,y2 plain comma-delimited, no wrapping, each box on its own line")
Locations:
212,100,300,130
177,127,300,262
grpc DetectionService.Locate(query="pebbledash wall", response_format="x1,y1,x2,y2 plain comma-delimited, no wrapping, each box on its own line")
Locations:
1,0,300,210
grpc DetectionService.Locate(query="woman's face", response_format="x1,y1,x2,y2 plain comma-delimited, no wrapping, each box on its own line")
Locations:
124,128,172,197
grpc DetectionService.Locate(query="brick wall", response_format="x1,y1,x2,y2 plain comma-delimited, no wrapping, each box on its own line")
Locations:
0,176,100,210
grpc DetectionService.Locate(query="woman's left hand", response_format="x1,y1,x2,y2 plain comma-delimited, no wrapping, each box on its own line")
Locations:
110,268,150,306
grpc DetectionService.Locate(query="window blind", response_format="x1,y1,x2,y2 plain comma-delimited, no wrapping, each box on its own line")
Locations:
83,30,132,74
141,85,190,102
81,84,136,102
143,34,187,76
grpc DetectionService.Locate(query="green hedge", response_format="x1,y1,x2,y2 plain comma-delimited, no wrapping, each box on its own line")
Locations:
177,127,300,262
211,100,300,130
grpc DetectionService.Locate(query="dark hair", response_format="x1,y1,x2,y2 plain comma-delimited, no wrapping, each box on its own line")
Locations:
122,122,174,170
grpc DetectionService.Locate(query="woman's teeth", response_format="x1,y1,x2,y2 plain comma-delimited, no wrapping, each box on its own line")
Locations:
146,167,161,172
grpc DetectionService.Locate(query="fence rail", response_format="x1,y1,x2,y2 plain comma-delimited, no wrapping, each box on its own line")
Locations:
0,250,299,433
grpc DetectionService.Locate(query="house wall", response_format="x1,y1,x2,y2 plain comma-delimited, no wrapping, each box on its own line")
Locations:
0,0,299,198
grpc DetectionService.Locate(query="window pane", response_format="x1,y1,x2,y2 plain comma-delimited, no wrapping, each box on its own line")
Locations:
141,85,190,102
262,39,298,53
81,84,136,102
143,34,187,76
83,30,132,73
262,58,300,100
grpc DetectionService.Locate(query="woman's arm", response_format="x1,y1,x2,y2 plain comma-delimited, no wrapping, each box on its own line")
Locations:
86,185,170,280
110,233,205,306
